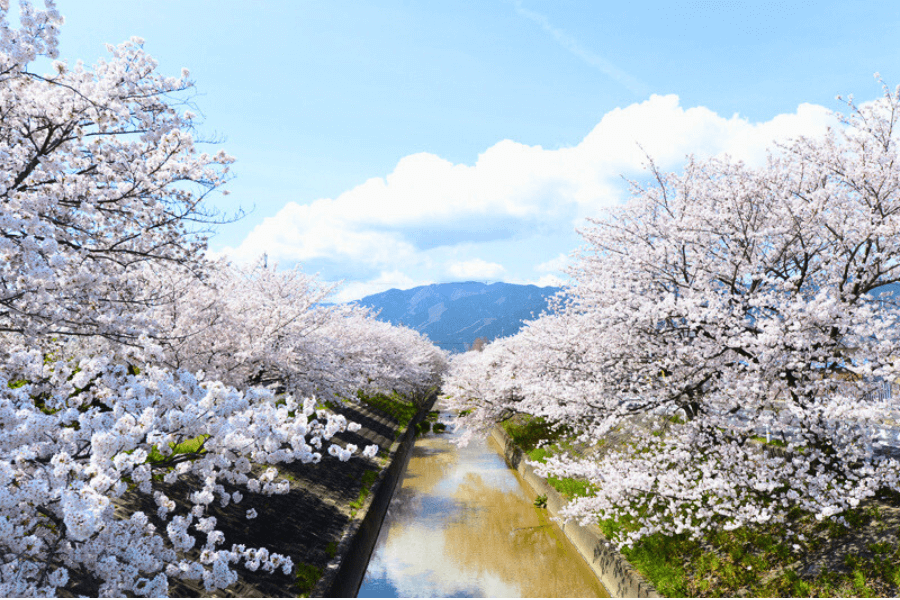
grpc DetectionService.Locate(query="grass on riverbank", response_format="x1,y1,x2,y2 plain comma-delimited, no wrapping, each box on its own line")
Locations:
349,469,380,517
415,410,447,436
502,417,596,500
595,503,900,597
502,414,900,597
356,390,419,434
294,562,323,597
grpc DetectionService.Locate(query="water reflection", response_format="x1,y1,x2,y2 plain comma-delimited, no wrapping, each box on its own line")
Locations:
358,413,608,598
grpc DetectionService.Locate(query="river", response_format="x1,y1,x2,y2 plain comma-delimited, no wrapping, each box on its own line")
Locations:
357,408,609,598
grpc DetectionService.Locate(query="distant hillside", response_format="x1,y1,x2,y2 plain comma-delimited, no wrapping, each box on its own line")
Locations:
355,282,560,353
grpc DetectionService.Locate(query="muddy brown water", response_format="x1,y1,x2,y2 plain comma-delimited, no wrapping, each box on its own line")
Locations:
357,409,609,598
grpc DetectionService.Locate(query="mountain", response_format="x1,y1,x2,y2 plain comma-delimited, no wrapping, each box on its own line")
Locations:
356,280,900,355
356,281,560,353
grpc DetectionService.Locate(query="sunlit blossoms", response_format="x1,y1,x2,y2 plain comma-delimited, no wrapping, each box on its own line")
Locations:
445,78,900,548
149,258,447,402
0,2,447,596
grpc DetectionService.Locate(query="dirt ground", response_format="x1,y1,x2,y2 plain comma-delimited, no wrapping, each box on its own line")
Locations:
797,501,900,578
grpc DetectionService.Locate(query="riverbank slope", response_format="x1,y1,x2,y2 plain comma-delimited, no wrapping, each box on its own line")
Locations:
58,391,438,598
493,417,900,597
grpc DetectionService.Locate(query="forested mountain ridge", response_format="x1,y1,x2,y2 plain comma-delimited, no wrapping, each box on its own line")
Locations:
356,282,561,352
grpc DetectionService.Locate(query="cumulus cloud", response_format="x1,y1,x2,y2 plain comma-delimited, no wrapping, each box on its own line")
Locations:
220,197,420,268
574,95,835,177
447,259,506,280
535,253,570,274
219,94,837,299
514,274,566,288
332,271,432,304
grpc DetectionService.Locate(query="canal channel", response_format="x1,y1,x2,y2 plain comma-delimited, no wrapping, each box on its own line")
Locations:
357,405,609,598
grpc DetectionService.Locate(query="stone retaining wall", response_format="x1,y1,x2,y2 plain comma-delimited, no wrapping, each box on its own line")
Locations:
491,426,660,599
312,393,437,598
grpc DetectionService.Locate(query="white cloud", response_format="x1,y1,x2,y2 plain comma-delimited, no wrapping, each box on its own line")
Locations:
565,96,835,213
505,274,567,288
332,270,431,303
220,95,837,293
535,253,570,273
447,258,506,280
534,274,565,287
219,199,419,266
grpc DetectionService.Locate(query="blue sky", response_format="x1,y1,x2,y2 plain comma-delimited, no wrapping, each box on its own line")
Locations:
47,1,900,300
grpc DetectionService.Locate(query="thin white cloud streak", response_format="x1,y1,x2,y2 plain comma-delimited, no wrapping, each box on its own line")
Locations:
510,0,649,96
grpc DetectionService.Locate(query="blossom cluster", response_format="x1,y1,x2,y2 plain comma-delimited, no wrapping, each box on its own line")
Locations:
0,2,447,596
444,78,900,547
149,259,447,402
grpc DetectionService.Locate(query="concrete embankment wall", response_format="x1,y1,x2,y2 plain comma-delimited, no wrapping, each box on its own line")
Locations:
491,426,660,599
312,393,437,598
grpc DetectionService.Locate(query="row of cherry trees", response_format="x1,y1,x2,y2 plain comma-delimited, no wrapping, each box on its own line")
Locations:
0,2,446,596
445,80,900,548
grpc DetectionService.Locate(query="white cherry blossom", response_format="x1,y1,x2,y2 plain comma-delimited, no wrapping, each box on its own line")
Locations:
446,78,900,548
0,3,447,596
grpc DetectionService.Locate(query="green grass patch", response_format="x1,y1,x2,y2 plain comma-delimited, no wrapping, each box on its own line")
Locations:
294,562,323,597
760,553,899,598
349,469,380,515
597,514,782,597
356,390,418,430
502,415,900,596
360,469,378,487
526,446,553,463
502,415,568,451
621,533,693,597
547,475,596,499
146,434,209,463
315,399,342,412
325,541,339,559
594,503,900,597
517,427,595,500
750,435,788,448
417,410,449,435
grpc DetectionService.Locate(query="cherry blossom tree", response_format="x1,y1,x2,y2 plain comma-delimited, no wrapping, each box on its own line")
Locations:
446,79,900,547
0,3,234,352
0,356,366,596
316,302,448,399
150,258,338,391
148,258,447,401
0,3,446,596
